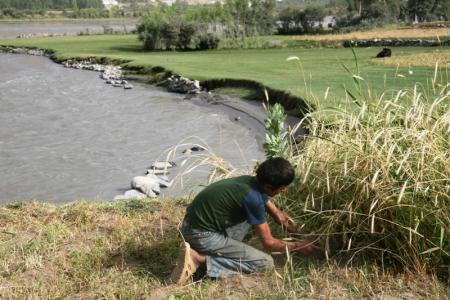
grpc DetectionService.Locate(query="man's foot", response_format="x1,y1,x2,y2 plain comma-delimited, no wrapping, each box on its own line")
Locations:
169,242,199,285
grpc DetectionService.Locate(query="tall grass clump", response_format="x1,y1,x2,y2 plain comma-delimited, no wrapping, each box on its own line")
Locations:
283,83,450,278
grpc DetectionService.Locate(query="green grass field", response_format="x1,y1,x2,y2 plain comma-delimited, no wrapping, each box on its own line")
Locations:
1,35,447,106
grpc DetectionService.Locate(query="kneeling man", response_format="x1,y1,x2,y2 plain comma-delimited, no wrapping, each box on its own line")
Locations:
170,157,320,284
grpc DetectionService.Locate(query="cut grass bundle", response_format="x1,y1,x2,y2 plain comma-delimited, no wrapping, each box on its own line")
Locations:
282,81,450,278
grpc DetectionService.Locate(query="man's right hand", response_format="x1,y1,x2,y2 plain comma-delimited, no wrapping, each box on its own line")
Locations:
291,240,323,257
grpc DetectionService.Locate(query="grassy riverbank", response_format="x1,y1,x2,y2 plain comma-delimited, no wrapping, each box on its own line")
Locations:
1,200,448,299
1,34,448,107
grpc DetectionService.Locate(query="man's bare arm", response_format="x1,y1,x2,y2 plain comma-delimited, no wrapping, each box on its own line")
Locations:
265,200,303,234
254,222,318,253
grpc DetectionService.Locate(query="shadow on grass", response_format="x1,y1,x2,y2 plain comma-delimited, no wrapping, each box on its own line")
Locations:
109,45,171,54
202,78,312,118
109,45,147,53
104,232,181,281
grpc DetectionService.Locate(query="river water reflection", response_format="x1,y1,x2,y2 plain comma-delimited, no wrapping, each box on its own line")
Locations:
0,53,264,203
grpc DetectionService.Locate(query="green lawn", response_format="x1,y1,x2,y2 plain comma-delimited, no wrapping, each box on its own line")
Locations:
1,35,446,106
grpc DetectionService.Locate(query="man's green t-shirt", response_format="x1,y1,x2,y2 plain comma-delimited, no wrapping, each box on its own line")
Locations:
186,175,271,233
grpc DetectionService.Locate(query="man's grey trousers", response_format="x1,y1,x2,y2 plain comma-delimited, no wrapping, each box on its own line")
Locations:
181,219,274,278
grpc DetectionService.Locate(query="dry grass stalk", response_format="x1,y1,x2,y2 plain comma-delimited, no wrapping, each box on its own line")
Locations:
291,27,450,42
375,52,450,68
156,136,247,189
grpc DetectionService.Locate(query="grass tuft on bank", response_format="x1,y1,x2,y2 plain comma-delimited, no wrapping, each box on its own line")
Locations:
279,78,450,281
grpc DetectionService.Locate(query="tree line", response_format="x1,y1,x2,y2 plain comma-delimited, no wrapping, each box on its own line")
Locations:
1,0,448,25
0,0,103,10
137,0,277,50
343,0,449,25
278,0,449,34
0,0,140,19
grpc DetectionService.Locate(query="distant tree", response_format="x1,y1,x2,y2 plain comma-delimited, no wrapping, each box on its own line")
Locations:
251,0,277,35
335,0,412,29
361,1,386,22
138,9,165,50
407,0,449,22
300,6,326,33
343,0,406,21
71,0,78,11
177,21,197,50
161,21,178,50
224,0,253,35
346,0,362,15
277,5,325,34
196,32,220,50
0,0,102,10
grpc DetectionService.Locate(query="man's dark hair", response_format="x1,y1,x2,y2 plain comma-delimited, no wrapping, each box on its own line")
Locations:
256,157,295,188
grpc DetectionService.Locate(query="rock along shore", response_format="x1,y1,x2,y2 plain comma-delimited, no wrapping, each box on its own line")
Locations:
0,46,135,90
342,38,450,48
0,46,208,93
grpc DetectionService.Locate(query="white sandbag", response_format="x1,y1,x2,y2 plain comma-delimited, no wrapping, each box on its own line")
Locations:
131,176,160,197
147,169,170,176
151,161,176,169
113,189,147,201
158,178,173,188
147,174,173,188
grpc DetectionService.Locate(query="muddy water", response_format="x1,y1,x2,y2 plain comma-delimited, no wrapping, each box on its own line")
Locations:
0,19,136,39
0,53,265,203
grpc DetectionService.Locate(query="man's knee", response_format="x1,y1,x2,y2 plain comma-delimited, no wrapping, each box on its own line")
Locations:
263,254,274,269
252,253,274,272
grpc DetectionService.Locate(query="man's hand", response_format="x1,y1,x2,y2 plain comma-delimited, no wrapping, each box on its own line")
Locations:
254,223,323,258
291,240,324,259
265,200,304,234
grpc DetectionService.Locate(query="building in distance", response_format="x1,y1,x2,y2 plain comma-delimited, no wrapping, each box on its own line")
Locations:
103,0,119,9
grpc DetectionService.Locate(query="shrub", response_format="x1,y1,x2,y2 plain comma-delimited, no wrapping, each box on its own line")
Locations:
102,25,113,35
137,11,165,50
137,0,277,51
177,21,197,50
283,82,450,277
196,33,220,50
160,21,178,50
277,6,325,35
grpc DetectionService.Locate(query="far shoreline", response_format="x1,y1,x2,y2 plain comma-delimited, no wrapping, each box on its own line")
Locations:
0,17,139,23
0,45,272,143
0,45,297,142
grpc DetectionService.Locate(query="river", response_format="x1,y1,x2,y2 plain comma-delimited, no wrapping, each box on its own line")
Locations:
0,52,265,203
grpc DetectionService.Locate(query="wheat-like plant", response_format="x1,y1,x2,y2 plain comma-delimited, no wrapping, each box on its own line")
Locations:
282,79,449,277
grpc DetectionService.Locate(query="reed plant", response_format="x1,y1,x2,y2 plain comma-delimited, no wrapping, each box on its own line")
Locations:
280,73,450,278
263,102,289,158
